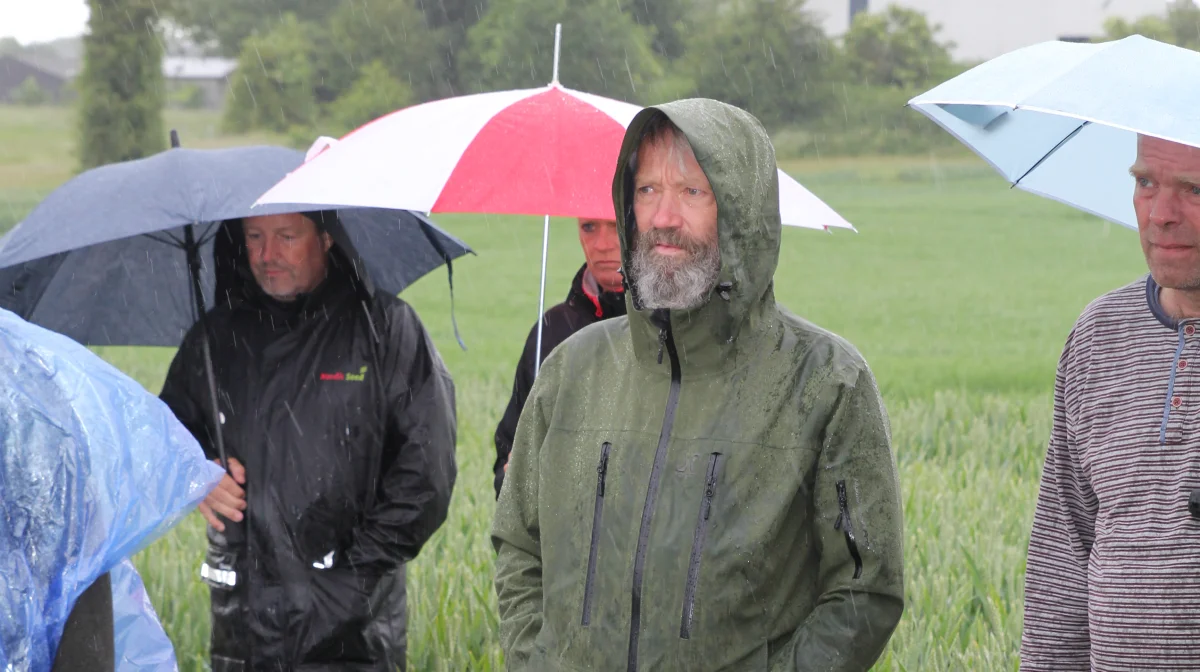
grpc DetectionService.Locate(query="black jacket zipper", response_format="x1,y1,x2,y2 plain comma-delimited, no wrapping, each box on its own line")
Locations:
834,480,863,579
680,452,723,639
628,314,681,672
582,442,612,626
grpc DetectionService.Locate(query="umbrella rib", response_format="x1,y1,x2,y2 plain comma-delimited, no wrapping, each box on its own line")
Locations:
143,232,186,249
1012,119,1091,188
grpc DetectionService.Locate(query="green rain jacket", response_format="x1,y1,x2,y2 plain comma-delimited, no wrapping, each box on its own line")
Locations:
491,99,905,671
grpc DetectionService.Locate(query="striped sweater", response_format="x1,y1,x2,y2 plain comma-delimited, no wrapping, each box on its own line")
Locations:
1021,275,1200,671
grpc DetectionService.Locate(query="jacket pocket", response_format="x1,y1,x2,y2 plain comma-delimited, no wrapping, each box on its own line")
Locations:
680,452,724,639
581,442,612,626
834,479,863,579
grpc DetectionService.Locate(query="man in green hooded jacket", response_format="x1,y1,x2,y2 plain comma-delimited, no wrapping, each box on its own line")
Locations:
492,98,905,671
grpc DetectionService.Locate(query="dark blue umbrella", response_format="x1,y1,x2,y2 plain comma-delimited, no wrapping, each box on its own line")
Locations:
0,132,474,469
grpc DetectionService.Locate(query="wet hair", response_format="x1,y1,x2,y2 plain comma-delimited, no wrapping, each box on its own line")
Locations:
625,112,695,179
300,210,339,233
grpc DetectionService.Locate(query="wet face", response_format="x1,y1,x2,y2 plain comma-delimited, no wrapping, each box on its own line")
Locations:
630,127,720,310
1134,136,1200,292
243,213,332,301
577,218,623,293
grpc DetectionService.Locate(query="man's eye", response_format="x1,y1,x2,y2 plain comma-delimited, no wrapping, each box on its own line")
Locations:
1191,185,1200,196
1136,177,1153,188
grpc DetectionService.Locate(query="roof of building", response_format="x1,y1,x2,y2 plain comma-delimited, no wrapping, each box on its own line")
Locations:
162,56,237,80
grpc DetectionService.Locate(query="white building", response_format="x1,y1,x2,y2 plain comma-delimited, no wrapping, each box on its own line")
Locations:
162,56,237,109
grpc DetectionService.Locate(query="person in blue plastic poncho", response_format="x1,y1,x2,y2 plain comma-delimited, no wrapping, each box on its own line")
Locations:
0,307,224,671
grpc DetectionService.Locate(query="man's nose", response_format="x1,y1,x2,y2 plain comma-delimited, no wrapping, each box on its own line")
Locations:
256,238,277,263
595,233,619,251
1149,189,1182,227
647,194,682,230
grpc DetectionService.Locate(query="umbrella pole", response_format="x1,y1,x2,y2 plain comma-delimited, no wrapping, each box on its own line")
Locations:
534,25,561,376
184,223,230,474
170,128,229,473
534,214,550,378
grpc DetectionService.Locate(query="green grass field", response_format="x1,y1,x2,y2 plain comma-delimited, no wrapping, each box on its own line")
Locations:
0,106,1150,670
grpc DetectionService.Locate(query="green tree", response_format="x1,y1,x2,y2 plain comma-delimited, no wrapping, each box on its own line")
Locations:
77,0,165,169
627,0,694,60
1105,1,1200,49
222,14,317,133
415,0,489,93
1104,15,1172,43
323,0,450,104
329,60,415,134
160,0,332,57
13,76,48,105
842,4,955,89
461,0,663,103
683,0,833,129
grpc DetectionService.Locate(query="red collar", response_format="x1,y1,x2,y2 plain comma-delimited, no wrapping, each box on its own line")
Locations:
581,269,604,318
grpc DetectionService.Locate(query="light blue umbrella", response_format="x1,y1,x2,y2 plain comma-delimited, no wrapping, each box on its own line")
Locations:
908,35,1200,229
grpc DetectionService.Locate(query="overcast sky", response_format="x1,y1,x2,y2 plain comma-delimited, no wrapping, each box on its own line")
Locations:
1,0,89,44
0,0,1177,59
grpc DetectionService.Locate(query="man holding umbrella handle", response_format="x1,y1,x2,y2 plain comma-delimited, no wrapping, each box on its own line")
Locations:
161,208,457,672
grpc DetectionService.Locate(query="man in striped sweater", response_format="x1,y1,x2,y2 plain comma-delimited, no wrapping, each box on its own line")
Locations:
1021,135,1200,670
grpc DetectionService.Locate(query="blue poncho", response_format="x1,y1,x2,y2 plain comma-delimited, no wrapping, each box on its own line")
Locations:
0,307,224,670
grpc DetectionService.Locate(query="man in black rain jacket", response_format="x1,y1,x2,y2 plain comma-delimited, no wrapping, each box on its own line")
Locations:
160,211,457,671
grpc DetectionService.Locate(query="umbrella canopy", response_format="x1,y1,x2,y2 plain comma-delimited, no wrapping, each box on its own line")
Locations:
909,34,1200,229
0,144,473,347
254,86,854,232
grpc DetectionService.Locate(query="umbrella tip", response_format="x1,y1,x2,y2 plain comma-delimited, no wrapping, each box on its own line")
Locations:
551,23,562,86
170,129,180,149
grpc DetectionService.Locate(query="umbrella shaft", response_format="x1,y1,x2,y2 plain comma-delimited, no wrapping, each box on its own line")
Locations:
534,215,550,378
184,224,229,473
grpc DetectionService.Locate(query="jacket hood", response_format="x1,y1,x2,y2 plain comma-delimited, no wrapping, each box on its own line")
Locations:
212,211,377,313
612,98,782,373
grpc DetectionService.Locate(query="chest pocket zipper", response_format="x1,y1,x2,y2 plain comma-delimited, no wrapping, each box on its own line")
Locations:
582,442,612,626
680,452,724,639
835,480,864,579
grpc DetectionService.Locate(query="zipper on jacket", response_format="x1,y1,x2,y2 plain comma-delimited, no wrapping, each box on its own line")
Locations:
679,452,723,639
834,480,863,579
628,317,681,672
581,442,612,626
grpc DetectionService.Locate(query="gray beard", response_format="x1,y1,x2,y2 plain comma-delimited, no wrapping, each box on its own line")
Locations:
631,241,721,310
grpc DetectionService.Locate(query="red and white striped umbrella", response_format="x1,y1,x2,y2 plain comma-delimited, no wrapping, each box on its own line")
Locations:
254,84,853,231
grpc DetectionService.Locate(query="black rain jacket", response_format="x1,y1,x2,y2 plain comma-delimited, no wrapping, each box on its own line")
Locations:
492,263,625,498
159,217,457,671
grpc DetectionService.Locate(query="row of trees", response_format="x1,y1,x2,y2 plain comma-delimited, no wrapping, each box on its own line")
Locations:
171,0,962,148
75,0,1200,170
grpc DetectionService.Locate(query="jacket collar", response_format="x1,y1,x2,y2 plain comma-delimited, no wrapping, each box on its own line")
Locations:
568,263,626,319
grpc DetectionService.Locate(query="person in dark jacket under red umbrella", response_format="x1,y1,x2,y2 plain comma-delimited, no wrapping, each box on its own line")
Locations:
493,217,626,499
159,210,456,672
